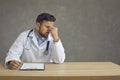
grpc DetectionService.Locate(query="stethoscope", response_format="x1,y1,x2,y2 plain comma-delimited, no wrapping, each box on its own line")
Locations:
27,29,50,55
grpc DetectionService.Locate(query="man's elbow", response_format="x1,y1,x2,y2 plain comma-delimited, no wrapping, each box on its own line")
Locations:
53,57,65,64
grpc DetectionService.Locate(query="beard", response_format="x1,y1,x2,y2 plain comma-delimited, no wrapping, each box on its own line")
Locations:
39,31,49,38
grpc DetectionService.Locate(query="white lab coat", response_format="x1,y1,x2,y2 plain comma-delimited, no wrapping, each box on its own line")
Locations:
5,29,65,65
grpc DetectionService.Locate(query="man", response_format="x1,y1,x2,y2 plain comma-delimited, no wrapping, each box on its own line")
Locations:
5,13,65,70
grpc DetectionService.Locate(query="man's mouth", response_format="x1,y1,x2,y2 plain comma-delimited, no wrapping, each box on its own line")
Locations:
46,32,49,34
45,32,49,37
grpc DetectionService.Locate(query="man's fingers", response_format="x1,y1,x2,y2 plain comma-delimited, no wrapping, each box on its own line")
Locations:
10,66,18,70
13,63,20,68
11,60,21,66
15,61,22,65
9,60,22,70
9,63,18,70
48,26,55,30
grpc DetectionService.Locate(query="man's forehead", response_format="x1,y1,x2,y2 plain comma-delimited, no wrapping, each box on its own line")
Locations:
43,21,54,25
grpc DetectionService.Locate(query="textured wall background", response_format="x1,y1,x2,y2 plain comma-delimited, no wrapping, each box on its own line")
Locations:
0,0,120,64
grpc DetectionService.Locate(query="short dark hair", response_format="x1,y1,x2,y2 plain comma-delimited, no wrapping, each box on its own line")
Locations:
36,13,56,23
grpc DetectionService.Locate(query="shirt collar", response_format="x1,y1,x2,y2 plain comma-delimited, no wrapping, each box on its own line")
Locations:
34,28,46,41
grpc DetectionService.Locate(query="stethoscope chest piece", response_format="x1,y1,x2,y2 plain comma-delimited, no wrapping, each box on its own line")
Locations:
44,50,48,55
44,41,50,55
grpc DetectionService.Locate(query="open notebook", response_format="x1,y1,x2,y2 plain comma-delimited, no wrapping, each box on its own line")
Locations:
19,63,45,71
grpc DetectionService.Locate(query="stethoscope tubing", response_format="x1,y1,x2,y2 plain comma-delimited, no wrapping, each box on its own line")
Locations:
27,29,50,54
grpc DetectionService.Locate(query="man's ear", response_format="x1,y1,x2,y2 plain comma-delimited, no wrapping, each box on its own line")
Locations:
36,22,40,31
36,22,41,27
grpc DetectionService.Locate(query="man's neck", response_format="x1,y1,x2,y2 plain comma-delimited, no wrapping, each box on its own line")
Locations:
35,28,42,38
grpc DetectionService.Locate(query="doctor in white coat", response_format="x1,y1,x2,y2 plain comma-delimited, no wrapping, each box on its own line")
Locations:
5,13,65,70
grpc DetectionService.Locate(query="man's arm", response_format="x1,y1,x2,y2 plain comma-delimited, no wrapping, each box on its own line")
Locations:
50,40,65,63
5,32,25,69
49,26,65,63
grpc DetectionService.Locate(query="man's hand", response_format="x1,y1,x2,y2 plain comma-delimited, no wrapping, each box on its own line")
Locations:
8,60,22,70
49,26,59,42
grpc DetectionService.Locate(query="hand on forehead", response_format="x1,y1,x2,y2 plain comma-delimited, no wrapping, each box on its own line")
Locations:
44,21,55,28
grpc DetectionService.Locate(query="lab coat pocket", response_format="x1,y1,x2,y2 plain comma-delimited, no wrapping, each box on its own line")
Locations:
38,49,45,56
22,47,35,62
24,44,31,54
24,48,31,54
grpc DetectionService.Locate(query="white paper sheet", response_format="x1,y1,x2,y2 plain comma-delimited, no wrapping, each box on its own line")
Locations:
19,63,45,70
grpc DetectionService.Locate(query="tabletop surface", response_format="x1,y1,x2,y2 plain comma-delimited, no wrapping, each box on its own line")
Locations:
0,62,120,76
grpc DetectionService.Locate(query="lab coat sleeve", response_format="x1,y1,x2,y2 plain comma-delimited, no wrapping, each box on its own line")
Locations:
5,32,25,66
50,40,65,63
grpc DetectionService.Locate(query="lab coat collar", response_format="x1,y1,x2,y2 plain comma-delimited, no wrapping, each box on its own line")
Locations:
28,28,53,46
28,29,39,47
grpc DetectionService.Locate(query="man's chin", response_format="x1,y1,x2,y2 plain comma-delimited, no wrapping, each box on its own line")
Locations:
43,33,49,38
40,33,48,38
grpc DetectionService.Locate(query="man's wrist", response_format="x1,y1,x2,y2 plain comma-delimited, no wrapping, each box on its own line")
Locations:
54,38,59,42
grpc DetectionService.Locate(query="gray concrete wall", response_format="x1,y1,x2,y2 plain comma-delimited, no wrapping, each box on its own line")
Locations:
0,0,120,64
